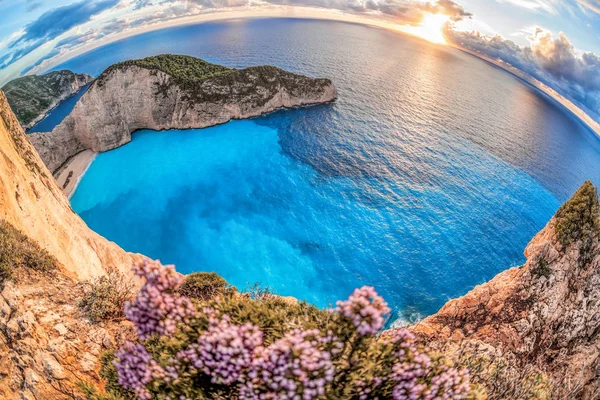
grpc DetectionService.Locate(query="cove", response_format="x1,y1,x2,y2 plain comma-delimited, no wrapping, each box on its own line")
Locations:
71,120,559,321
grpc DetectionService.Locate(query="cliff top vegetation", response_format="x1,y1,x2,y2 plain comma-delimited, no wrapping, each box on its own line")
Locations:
2,70,92,126
554,180,599,263
99,54,232,86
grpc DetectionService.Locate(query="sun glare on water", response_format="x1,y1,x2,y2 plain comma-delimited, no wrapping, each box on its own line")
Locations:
402,13,450,44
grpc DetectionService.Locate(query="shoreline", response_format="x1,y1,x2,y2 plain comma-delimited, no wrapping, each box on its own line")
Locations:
54,149,96,198
24,83,91,131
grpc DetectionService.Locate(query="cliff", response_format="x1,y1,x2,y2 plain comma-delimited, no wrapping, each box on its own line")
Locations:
29,55,337,173
0,91,139,280
2,70,93,129
412,181,600,398
0,91,142,399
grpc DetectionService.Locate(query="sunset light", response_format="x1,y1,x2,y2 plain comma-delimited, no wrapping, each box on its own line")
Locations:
402,13,450,44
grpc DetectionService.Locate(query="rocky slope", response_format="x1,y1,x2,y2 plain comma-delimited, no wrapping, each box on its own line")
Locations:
0,91,139,280
0,91,142,398
412,181,600,398
30,55,337,173
2,70,93,129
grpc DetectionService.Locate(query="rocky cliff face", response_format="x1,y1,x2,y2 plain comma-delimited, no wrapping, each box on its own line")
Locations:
412,182,600,398
0,91,139,280
30,56,337,173
2,70,93,128
0,91,141,399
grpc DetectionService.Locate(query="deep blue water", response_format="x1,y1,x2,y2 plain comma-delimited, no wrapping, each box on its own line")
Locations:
57,19,600,320
27,83,90,133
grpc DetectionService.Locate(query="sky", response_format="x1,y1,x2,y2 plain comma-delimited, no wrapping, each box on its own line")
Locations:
1,0,600,121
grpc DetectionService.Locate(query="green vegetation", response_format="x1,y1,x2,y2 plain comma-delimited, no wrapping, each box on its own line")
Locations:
0,219,57,285
554,181,599,265
83,261,471,400
79,271,134,323
2,70,92,126
555,181,600,246
100,55,232,87
177,271,237,301
79,350,135,400
531,258,551,279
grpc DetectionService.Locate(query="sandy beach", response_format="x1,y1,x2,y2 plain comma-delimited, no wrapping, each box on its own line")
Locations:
54,149,96,198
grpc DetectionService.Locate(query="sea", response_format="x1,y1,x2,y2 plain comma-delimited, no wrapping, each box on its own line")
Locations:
34,18,600,322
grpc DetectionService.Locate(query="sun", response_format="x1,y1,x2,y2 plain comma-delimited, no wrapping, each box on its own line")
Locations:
403,13,450,44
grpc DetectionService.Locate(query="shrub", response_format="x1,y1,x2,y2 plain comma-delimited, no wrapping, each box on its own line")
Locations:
88,259,472,400
0,219,57,285
555,181,599,248
531,258,551,279
458,346,552,400
177,272,236,301
80,271,135,323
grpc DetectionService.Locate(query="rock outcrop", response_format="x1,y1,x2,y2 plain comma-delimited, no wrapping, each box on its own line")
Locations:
2,70,93,128
412,181,600,398
30,55,337,173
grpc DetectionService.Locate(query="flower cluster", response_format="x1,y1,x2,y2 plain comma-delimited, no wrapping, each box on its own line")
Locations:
108,266,471,400
124,259,195,339
240,329,338,400
422,366,471,400
383,329,470,400
113,342,165,399
334,286,391,335
176,314,263,385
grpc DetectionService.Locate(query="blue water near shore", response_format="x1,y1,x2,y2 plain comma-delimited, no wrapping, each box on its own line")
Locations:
27,83,90,133
60,19,600,320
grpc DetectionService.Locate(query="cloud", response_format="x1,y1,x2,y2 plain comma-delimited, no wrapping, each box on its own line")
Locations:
15,0,120,44
260,0,471,22
26,1,43,12
445,26,600,115
3,0,120,67
29,0,473,58
496,0,557,14
576,0,600,15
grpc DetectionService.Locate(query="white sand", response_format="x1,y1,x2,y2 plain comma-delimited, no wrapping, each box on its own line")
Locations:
54,150,97,198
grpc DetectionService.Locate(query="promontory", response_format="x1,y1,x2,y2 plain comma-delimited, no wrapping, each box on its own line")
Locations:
29,54,337,173
2,70,93,129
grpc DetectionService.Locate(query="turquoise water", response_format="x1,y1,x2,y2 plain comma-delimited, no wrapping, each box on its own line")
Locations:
64,19,600,320
71,121,559,318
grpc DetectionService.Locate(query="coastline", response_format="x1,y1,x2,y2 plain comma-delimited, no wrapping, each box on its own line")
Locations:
54,149,96,198
25,83,92,132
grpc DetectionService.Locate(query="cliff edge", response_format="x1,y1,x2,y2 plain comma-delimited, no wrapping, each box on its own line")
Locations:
0,91,139,280
30,54,337,173
0,91,144,399
412,181,600,398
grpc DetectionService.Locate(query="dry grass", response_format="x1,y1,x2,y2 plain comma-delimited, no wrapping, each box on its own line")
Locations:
0,219,57,285
79,271,134,323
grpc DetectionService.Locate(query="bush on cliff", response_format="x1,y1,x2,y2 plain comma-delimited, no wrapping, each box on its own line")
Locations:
555,180,600,247
0,219,57,285
84,259,472,400
177,271,237,301
80,271,134,323
555,181,600,266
